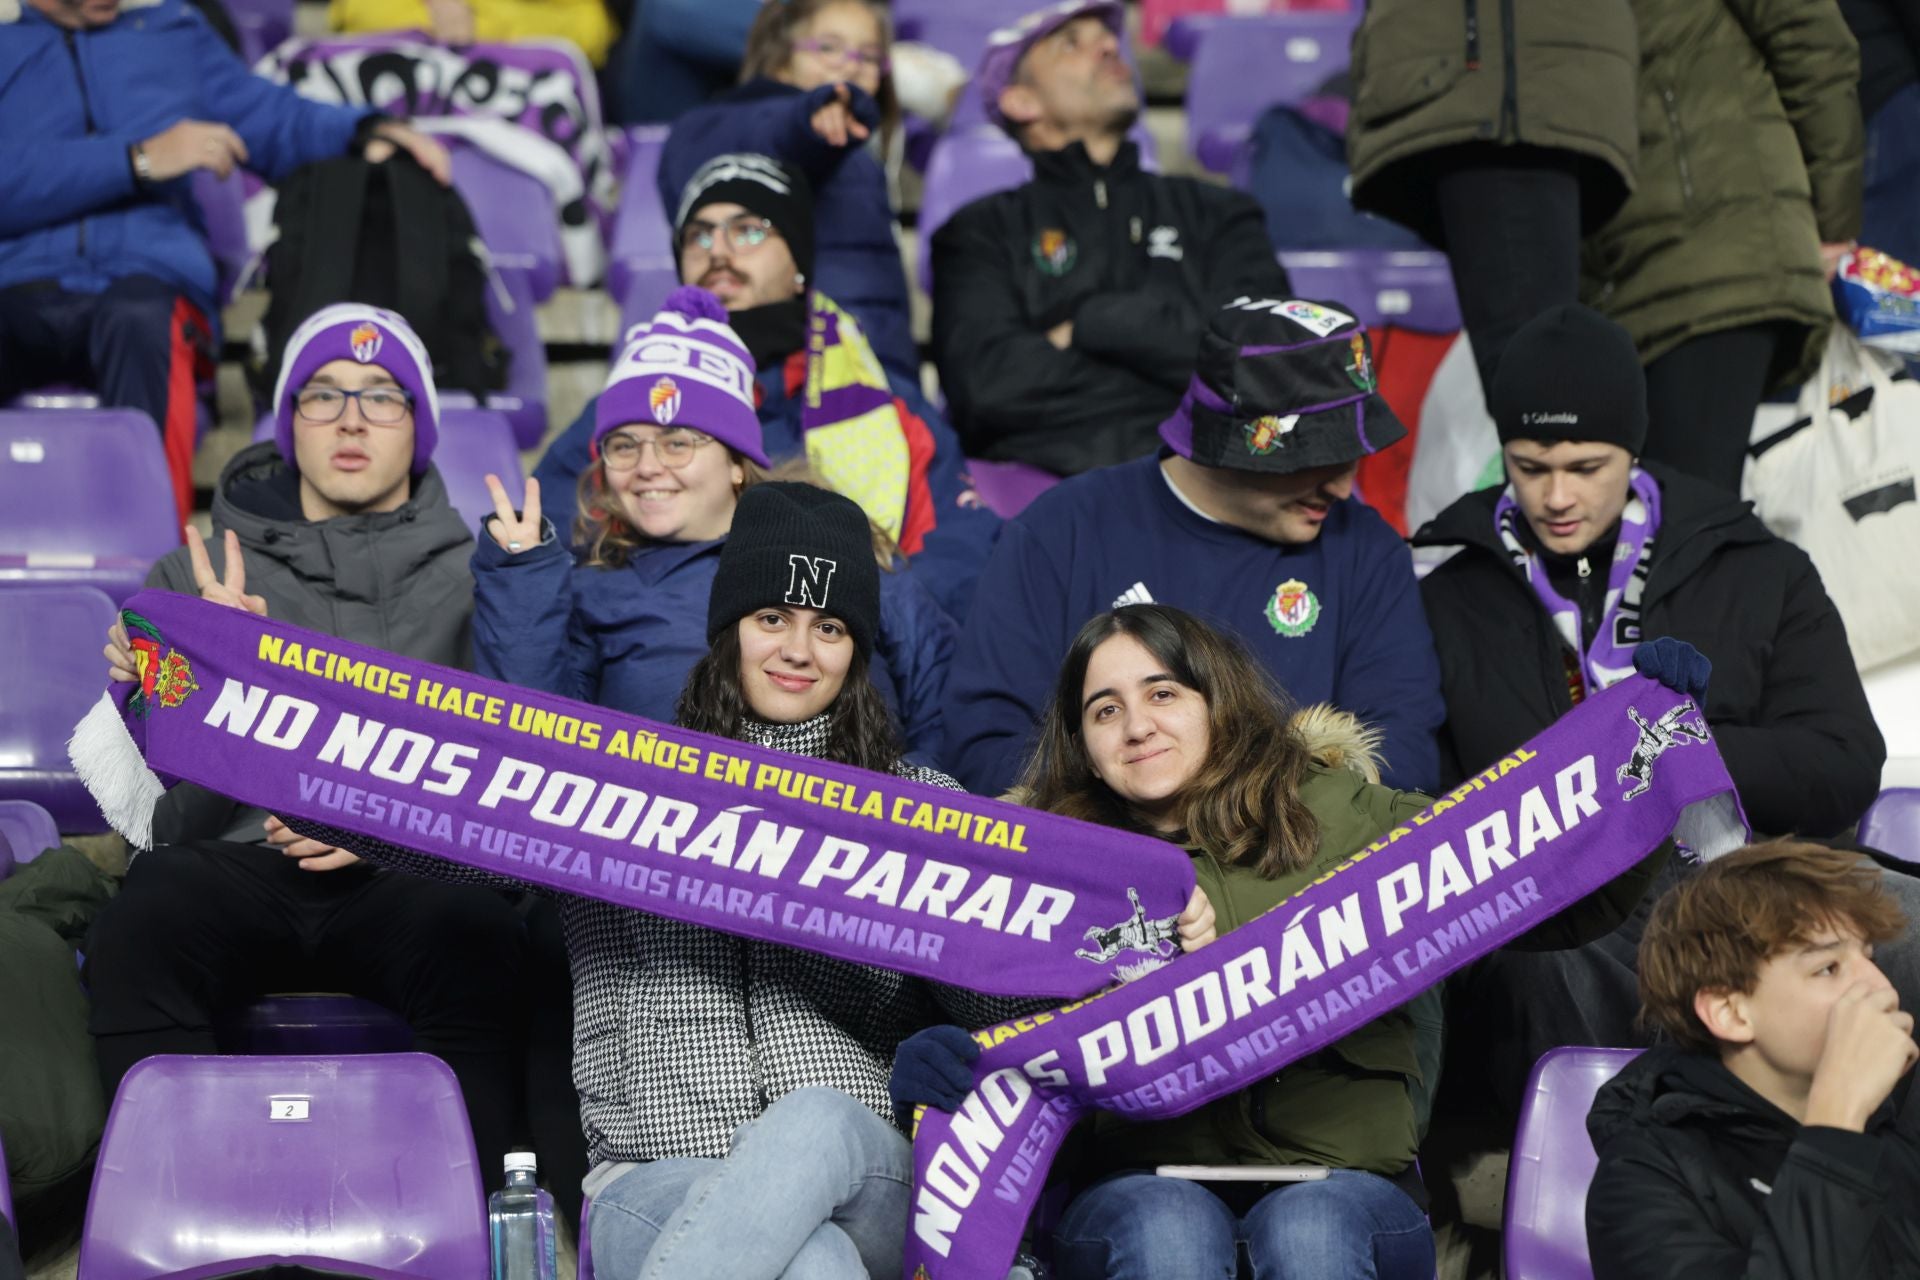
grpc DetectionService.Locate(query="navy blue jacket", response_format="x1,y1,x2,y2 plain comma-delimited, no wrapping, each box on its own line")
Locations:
658,79,917,381
0,0,368,314
943,454,1445,797
471,524,957,764
533,355,1001,626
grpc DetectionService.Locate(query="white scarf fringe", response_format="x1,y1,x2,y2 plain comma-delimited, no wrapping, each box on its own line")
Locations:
67,692,164,852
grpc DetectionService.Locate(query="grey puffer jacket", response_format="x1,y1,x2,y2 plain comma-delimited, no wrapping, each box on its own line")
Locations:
146,442,476,847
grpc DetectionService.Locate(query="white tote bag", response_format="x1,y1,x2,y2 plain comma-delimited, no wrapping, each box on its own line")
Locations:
1744,324,1920,671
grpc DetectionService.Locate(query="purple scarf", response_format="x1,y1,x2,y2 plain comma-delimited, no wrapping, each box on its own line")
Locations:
903,673,1746,1278
1495,467,1662,695
69,592,1195,999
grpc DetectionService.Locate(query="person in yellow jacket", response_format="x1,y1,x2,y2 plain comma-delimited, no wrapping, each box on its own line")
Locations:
330,0,615,66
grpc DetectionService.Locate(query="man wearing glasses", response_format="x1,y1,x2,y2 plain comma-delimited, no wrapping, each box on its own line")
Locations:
535,152,999,627
932,0,1289,476
85,304,529,1193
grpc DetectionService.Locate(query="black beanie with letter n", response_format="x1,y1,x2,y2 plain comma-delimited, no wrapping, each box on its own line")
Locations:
1490,303,1649,455
708,482,880,659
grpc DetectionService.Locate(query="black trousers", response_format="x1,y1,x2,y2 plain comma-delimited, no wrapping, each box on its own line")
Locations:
1641,324,1781,496
84,840,528,1187
1433,148,1586,400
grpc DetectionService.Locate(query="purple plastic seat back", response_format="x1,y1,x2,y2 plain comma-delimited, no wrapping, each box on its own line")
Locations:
916,124,1160,293
1860,788,1920,864
0,586,118,833
0,799,60,868
216,996,415,1056
966,457,1061,519
893,0,1046,67
225,0,293,63
80,1053,487,1280
1277,250,1462,334
608,125,678,321
467,274,550,450
1187,13,1361,171
0,410,180,603
192,168,252,307
450,139,563,305
0,827,13,885
1505,1046,1641,1280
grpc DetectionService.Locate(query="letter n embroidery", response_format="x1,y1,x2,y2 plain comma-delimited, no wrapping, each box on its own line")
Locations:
785,554,837,608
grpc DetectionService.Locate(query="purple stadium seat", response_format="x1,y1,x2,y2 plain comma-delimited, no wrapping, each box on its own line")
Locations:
0,828,13,885
0,410,179,603
916,124,1160,294
0,586,118,835
1278,250,1463,335
1505,1046,1642,1280
893,0,1049,68
967,457,1061,518
80,1053,487,1280
225,0,293,63
451,138,564,305
216,996,415,1056
1860,788,1920,864
473,273,551,450
251,406,525,534
193,168,252,308
1187,13,1361,172
608,126,677,320
0,800,60,868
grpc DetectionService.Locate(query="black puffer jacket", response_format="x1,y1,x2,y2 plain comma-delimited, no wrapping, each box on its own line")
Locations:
1412,463,1884,836
930,140,1287,475
1586,1044,1920,1279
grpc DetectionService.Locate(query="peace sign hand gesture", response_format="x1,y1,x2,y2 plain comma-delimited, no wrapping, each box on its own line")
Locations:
484,475,542,554
187,526,269,616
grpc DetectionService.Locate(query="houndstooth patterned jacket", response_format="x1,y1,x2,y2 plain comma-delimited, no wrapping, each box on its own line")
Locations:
328,712,1017,1170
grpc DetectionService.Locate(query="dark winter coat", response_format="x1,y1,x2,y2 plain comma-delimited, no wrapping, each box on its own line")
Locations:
1345,0,1641,245
1584,0,1864,388
930,141,1288,476
1587,1044,1920,1279
469,527,957,763
658,79,917,381
1412,463,1884,836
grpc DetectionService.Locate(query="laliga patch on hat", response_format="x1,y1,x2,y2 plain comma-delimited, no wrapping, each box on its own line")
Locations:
1277,300,1354,337
349,322,384,363
1033,229,1077,277
1266,578,1320,637
1242,414,1298,455
649,376,682,425
1344,333,1375,391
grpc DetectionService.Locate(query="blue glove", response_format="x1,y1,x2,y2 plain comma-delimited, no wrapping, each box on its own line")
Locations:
1633,637,1712,703
890,1025,981,1117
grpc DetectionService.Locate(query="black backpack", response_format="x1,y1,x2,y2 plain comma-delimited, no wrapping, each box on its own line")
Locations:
254,151,508,403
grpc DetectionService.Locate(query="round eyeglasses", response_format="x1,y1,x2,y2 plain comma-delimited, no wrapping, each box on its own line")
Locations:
679,214,778,257
295,386,414,426
602,431,715,471
789,37,889,72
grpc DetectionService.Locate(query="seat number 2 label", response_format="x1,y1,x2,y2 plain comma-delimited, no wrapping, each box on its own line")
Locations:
269,1097,311,1121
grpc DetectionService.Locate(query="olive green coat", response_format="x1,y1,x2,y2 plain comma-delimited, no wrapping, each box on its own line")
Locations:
1086,711,1664,1177
1346,0,1641,245
1582,0,1863,388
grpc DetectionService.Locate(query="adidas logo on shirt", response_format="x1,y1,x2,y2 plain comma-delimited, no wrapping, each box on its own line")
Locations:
1112,582,1154,608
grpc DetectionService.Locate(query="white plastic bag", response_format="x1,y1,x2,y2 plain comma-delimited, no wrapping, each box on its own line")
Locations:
1744,323,1920,671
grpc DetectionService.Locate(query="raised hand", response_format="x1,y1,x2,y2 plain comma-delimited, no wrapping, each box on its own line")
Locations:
809,83,871,148
1177,884,1217,952
484,475,542,554
104,619,138,684
186,526,268,615
264,814,363,873
139,119,249,182
1805,980,1919,1132
364,119,453,186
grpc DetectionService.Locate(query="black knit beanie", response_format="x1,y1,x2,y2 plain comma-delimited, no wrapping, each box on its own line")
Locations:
675,152,817,286
1491,304,1649,454
708,483,879,658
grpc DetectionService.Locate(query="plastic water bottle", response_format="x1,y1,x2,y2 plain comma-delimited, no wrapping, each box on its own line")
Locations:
488,1151,558,1280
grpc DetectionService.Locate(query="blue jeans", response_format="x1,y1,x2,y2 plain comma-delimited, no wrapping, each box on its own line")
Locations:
1864,83,1920,270
589,1088,912,1279
1053,1171,1434,1280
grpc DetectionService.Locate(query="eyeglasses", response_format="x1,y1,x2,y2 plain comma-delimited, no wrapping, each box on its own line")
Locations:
295,386,413,426
790,37,888,72
679,214,778,256
602,431,716,471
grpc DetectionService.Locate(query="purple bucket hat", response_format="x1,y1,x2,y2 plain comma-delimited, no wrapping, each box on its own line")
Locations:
596,286,769,466
272,304,440,475
978,0,1126,133
1159,296,1408,474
